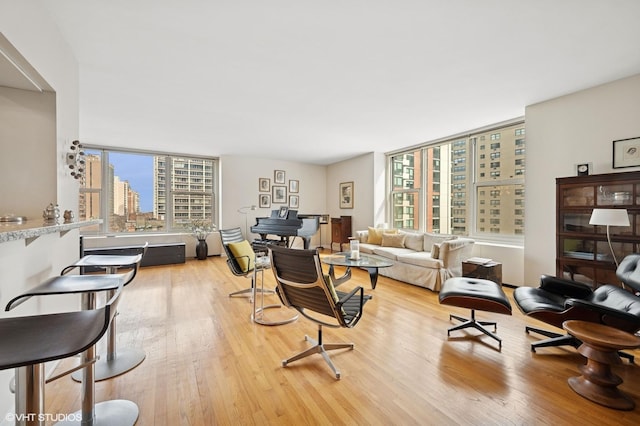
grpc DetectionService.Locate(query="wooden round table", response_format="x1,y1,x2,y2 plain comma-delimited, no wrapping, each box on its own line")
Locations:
563,320,640,410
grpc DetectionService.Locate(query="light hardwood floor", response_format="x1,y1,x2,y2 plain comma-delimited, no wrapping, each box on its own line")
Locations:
45,255,640,425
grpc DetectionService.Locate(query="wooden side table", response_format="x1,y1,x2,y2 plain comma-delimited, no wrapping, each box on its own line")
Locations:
462,261,502,285
563,320,640,410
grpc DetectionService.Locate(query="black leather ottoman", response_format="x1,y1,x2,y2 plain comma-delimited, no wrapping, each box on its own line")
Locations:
439,277,512,350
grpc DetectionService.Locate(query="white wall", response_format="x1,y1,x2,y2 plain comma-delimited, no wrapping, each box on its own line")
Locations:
326,153,380,236
0,1,81,420
220,155,328,247
524,73,640,286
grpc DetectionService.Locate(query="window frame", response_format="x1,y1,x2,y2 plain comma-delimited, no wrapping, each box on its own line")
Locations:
79,146,218,235
387,118,525,245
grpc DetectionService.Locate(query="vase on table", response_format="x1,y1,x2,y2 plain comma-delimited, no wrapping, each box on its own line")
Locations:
196,239,208,260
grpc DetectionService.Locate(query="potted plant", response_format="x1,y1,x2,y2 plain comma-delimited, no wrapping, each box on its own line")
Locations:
187,219,216,260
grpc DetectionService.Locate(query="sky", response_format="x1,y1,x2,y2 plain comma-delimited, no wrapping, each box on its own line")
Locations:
109,152,154,212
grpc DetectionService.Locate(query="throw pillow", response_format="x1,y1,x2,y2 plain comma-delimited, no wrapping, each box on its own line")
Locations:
323,274,340,303
431,243,441,259
381,233,406,248
403,232,424,251
367,227,384,244
227,240,255,273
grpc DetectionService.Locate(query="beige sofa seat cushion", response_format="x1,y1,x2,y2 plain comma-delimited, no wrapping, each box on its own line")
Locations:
401,231,425,252
373,246,415,261
397,252,443,269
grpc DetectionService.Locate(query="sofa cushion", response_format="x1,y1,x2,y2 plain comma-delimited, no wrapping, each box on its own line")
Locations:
367,227,397,244
373,246,415,261
381,233,406,248
397,252,443,269
423,232,456,252
402,231,425,252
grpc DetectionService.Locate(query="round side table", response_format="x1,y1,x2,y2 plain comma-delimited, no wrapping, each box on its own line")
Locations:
563,320,640,410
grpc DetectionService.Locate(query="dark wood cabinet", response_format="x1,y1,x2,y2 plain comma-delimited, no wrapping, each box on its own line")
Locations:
557,171,640,289
331,216,352,251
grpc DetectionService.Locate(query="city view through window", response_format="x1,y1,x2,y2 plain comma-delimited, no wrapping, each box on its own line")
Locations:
390,121,525,238
79,149,216,234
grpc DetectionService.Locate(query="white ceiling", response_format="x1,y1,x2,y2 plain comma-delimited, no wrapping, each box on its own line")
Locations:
41,0,640,165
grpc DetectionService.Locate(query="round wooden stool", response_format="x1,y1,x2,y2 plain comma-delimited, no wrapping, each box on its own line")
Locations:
563,320,640,410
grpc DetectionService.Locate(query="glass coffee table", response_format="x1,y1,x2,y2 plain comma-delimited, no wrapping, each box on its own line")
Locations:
322,252,393,289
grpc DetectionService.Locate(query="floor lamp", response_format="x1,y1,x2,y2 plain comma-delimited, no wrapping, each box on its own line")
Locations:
589,208,630,286
238,205,257,238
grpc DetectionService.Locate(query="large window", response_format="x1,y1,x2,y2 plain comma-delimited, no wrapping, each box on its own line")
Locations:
79,148,218,234
389,120,525,241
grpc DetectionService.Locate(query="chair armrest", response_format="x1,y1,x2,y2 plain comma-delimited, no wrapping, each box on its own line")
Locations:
539,275,593,298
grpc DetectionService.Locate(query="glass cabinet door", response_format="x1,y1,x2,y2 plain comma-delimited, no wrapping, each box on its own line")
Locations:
562,186,595,207
596,183,633,205
561,212,594,233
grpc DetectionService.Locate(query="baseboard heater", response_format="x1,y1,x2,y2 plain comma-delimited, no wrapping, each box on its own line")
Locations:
82,242,186,269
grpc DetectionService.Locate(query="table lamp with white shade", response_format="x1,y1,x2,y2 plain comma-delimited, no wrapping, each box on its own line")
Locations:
589,208,630,268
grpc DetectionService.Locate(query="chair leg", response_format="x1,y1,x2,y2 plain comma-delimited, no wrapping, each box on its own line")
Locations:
447,310,503,350
281,325,354,379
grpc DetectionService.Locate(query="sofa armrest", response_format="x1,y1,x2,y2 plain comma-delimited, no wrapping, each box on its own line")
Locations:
355,230,369,243
440,238,475,274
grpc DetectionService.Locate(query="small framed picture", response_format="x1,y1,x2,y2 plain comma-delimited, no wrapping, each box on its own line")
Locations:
613,137,640,168
278,206,289,218
339,181,354,209
259,194,271,208
272,185,287,203
274,170,286,184
289,195,299,208
259,178,270,192
289,179,299,193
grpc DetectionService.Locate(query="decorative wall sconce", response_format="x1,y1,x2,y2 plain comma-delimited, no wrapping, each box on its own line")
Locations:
66,140,85,182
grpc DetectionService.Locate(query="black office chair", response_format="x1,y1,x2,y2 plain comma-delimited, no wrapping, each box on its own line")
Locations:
219,227,273,298
269,244,370,379
514,254,640,361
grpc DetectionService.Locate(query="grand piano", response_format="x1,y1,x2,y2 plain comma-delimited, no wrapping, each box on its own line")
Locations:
250,209,320,250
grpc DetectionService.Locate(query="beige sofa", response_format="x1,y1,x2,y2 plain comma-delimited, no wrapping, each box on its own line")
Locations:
354,228,474,292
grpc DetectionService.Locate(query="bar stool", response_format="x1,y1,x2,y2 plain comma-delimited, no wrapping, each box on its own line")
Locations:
3,279,135,426
60,242,148,382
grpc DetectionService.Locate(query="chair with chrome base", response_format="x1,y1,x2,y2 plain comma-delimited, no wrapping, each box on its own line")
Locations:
220,227,273,298
269,244,371,379
2,281,134,426
59,242,148,382
7,264,142,425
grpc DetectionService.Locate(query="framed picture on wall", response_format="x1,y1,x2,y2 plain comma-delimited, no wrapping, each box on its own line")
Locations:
613,137,640,168
289,195,299,208
272,185,287,203
289,179,299,193
259,178,270,192
339,181,354,209
259,194,271,208
274,170,286,184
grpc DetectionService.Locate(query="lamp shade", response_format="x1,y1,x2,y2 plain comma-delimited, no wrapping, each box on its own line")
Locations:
589,208,630,227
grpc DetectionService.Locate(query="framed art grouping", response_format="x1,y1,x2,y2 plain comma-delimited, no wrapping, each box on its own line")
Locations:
613,137,640,169
339,181,354,209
